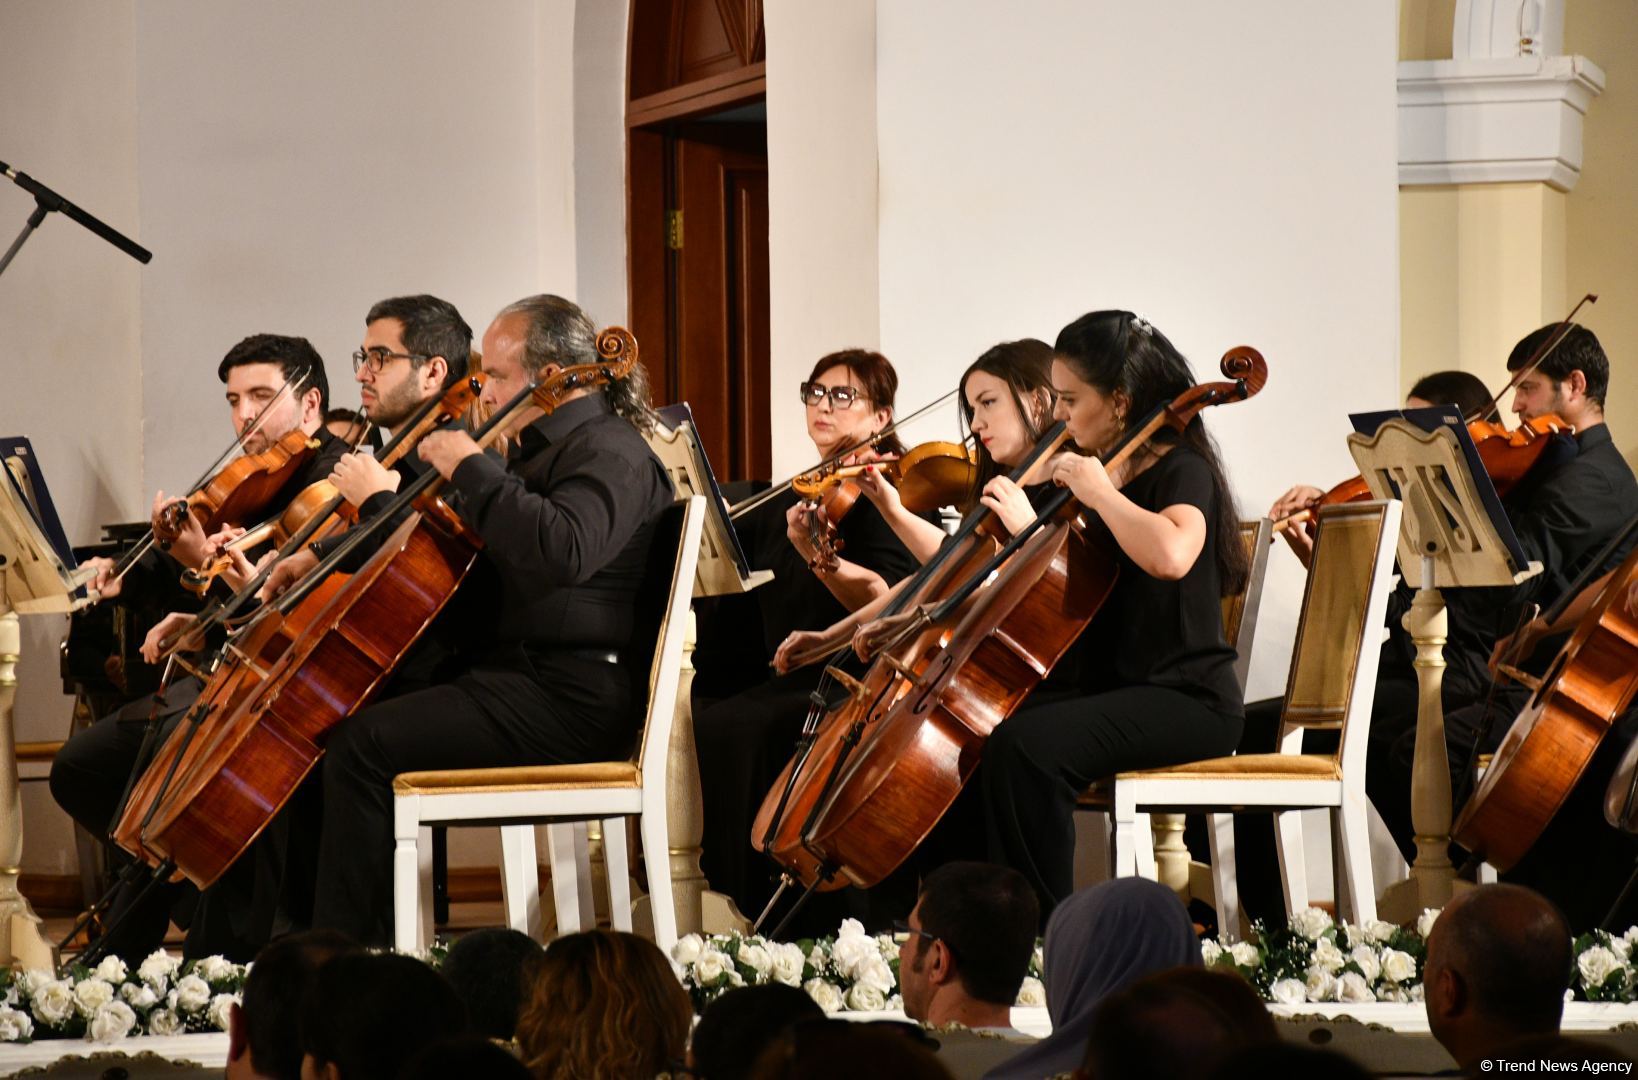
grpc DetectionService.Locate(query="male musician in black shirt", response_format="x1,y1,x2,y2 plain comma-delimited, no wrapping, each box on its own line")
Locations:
308,294,674,945
50,334,342,960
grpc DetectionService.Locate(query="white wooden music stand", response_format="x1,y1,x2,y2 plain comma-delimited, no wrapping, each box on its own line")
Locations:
1347,418,1539,919
629,413,772,936
0,453,97,970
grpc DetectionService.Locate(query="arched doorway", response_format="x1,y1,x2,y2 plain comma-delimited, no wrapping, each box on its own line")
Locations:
628,0,771,484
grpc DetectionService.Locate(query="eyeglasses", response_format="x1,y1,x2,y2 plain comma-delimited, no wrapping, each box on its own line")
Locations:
800,381,866,409
891,919,940,947
351,347,430,374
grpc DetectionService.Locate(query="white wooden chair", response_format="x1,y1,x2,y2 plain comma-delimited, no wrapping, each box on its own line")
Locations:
1109,500,1401,937
389,495,705,956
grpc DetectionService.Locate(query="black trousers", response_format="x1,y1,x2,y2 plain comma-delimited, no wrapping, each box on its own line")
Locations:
310,646,637,945
978,686,1242,916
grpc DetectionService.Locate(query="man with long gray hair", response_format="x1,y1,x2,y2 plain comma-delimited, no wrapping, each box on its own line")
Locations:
307,294,673,944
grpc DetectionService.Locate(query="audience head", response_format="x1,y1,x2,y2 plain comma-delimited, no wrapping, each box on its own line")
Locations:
1423,883,1571,1071
322,407,382,451
899,861,1038,1027
398,1036,532,1080
297,952,466,1080
515,929,692,1080
748,1019,953,1080
690,984,825,1080
228,930,358,1080
1507,322,1608,421
991,878,1201,1080
1406,369,1495,421
1083,967,1278,1080
1204,1043,1373,1080
441,927,543,1042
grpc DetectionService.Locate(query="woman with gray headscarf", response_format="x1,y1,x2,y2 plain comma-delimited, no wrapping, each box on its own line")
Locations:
985,877,1201,1079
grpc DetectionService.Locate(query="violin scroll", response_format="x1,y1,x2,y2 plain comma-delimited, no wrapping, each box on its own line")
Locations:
1218,345,1268,399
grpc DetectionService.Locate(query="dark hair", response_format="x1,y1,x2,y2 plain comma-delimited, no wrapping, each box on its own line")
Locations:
959,339,1056,503
398,1036,532,1080
1507,323,1609,409
1441,883,1571,1032
241,930,358,1080
692,984,825,1080
323,407,383,451
806,349,906,456
497,294,659,433
366,294,474,390
1205,1043,1374,1080
1408,369,1496,422
440,927,543,1041
298,953,467,1080
749,1020,951,1080
1053,310,1248,596
915,861,1039,1006
217,333,330,414
1085,966,1279,1080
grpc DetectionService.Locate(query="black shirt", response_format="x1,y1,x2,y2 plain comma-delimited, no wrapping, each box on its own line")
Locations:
734,489,929,659
1074,446,1242,718
446,393,674,652
1382,423,1638,701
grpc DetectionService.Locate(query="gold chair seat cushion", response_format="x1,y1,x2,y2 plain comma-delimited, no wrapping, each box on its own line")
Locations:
1077,753,1342,805
393,761,640,795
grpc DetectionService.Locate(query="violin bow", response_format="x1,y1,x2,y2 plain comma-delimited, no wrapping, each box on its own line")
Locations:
1467,293,1598,424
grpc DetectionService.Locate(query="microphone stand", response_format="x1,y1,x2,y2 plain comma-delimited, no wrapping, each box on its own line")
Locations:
0,159,152,279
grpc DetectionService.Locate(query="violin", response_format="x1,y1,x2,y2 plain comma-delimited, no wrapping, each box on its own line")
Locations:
115,331,639,887
792,441,978,572
752,347,1266,899
154,427,319,547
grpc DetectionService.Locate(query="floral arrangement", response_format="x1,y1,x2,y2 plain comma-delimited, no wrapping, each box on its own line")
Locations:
0,951,247,1044
1205,906,1638,1006
671,918,1046,1015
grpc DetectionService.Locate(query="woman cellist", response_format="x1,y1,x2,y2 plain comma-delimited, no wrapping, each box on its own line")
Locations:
957,311,1250,915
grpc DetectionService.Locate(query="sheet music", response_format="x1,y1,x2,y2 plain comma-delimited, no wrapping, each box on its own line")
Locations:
0,437,77,570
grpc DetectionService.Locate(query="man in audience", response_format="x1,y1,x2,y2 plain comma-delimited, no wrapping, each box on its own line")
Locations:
298,952,468,1080
440,926,543,1042
226,930,357,1080
1422,883,1571,1072
1082,968,1279,1080
690,984,824,1080
898,862,1039,1078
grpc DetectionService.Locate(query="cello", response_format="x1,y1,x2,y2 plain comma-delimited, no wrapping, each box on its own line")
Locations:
116,329,640,887
752,346,1266,900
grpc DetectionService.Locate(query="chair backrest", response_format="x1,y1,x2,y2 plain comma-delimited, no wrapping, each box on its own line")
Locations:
1277,500,1402,780
1220,518,1274,695
632,496,706,783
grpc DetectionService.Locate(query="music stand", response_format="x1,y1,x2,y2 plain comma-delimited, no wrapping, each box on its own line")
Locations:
1345,411,1539,918
0,440,97,970
624,406,772,935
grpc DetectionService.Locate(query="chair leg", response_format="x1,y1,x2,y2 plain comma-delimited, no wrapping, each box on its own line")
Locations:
574,822,596,923
392,796,421,954
1208,813,1241,943
603,817,633,933
1112,788,1138,878
640,806,678,956
417,826,434,948
500,824,541,940
1273,810,1310,917
1133,811,1158,880
1337,795,1377,923
546,823,585,936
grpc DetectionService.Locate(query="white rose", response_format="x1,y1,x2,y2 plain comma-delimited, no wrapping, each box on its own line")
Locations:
147,1007,184,1036
804,977,843,1014
726,970,746,988
17,969,53,999
1610,936,1633,963
88,1000,137,1043
1363,920,1399,945
1624,927,1638,947
1380,948,1418,985
93,957,129,985
1410,984,1425,1003
1417,908,1442,939
736,942,773,979
1200,940,1223,966
1015,976,1046,1007
807,944,829,970
671,934,705,966
772,943,806,988
845,982,887,1012
693,949,729,986
1290,907,1333,941
193,956,236,984
174,974,212,1012
1375,986,1411,1003
1310,938,1346,974
837,918,867,940
885,994,903,1013
1337,972,1375,1003
208,994,238,1032
1305,969,1338,1002
1227,942,1261,970
120,983,159,1011
853,955,896,996
1578,945,1622,990
830,935,877,980
1269,978,1308,1005
0,1006,33,1042
1031,945,1044,976
876,934,898,961
139,950,179,989
1349,946,1381,983
73,978,115,1017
